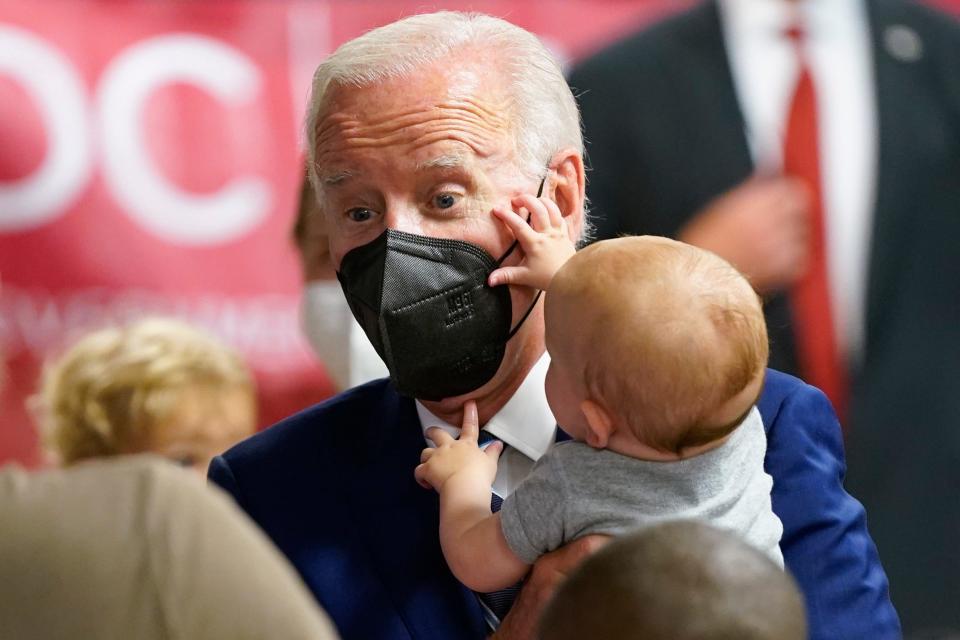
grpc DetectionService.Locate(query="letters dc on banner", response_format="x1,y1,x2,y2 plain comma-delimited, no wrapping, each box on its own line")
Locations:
0,0,683,466
0,0,337,465
5,0,955,466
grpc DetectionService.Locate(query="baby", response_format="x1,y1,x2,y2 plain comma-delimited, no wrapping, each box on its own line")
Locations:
415,196,783,593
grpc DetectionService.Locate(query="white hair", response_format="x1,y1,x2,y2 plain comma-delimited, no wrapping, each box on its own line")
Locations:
304,11,583,192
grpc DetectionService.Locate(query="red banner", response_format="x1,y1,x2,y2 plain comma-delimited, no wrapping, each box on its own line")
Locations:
0,0,690,466
2,0,958,466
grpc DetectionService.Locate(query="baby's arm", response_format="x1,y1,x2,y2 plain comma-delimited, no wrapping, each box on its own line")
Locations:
414,402,530,592
487,193,577,291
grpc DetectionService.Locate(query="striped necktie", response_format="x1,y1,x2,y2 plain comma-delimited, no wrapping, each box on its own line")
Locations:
475,430,522,624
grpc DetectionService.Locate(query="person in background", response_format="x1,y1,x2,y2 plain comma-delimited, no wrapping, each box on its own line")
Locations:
294,171,388,390
210,11,896,640
0,294,337,639
538,521,806,640
569,0,960,631
35,317,255,474
0,455,339,640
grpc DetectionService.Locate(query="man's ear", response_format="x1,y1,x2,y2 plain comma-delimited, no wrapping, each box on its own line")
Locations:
547,148,586,243
580,398,615,449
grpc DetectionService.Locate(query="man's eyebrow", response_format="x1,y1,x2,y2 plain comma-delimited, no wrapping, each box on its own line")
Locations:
416,153,468,171
319,170,354,186
319,154,466,185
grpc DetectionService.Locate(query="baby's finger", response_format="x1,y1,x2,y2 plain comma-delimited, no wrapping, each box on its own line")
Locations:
543,196,564,228
492,207,538,244
488,266,534,288
483,439,504,461
513,194,550,232
413,463,434,490
425,426,454,446
460,401,479,440
420,447,435,463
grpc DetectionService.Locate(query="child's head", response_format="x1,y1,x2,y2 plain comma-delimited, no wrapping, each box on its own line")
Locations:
538,521,806,640
36,318,256,474
544,236,767,457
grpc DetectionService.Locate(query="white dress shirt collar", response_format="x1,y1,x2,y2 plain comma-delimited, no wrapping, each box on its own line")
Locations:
721,0,861,40
416,353,556,462
720,0,871,165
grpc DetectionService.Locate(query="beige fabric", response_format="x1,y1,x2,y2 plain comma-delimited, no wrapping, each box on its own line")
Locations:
0,455,338,640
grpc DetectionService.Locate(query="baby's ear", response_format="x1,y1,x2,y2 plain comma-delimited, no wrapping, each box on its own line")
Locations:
580,399,615,449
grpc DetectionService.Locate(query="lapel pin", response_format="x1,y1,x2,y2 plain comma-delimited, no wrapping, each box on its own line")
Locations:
883,24,923,62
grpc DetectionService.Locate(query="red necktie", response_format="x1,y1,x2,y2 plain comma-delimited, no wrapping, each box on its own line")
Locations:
782,25,849,422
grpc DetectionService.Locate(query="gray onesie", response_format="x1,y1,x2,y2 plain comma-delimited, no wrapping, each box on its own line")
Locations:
499,407,783,565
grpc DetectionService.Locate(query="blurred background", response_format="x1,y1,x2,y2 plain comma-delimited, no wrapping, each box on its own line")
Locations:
2,0,960,636
4,0,957,463
0,0,695,467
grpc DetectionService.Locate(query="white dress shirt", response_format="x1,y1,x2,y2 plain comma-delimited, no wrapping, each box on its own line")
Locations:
417,354,557,498
720,0,877,365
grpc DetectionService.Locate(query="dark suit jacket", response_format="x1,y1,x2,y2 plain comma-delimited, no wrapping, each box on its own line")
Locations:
568,0,960,631
210,370,899,640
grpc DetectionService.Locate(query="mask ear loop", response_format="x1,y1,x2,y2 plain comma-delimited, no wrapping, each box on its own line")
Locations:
493,176,545,267
492,176,548,339
507,287,544,339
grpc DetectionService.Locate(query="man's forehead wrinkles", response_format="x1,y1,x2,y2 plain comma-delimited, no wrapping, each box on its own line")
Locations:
440,97,512,130
315,96,510,148
315,122,504,164
328,112,500,143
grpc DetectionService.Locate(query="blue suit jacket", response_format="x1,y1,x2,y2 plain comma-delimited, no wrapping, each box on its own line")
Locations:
210,369,899,639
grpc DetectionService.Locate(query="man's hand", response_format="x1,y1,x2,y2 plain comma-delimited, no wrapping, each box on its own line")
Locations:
415,401,503,492
488,194,576,291
678,175,811,294
492,535,610,640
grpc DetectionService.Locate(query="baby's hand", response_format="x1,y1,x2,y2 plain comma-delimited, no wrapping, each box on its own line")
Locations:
415,401,503,493
488,193,577,291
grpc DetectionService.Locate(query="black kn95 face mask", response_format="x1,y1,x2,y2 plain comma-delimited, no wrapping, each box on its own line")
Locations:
335,180,546,400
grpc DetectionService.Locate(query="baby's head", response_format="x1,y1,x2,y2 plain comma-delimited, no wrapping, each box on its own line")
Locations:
544,236,767,458
36,318,256,474
538,521,806,640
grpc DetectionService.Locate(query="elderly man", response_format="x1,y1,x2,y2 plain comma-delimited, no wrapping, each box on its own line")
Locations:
210,12,898,640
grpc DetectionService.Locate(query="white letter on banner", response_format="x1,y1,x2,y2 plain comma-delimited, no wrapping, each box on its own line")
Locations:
98,34,270,246
0,26,93,232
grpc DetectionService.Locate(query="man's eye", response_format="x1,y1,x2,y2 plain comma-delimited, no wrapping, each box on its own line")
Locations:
432,193,459,210
347,207,374,222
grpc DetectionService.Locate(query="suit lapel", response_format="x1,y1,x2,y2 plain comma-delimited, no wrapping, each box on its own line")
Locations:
626,0,755,231
861,0,926,357
345,388,486,640
683,1,754,190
